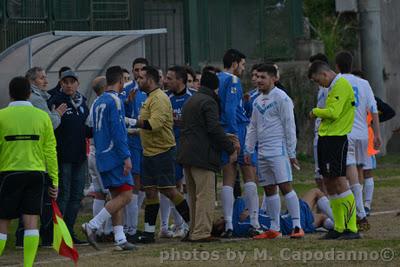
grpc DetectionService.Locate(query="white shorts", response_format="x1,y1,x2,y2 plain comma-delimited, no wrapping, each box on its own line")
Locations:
363,155,377,170
257,156,293,186
88,152,108,194
346,138,369,166
313,135,322,179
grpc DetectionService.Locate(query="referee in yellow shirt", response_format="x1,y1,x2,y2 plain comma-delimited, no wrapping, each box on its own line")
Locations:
129,66,190,243
0,77,58,266
308,60,359,240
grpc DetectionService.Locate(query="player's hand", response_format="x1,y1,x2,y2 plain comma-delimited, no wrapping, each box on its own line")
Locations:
227,134,240,151
127,89,137,102
54,103,68,116
123,158,132,176
244,154,251,165
373,135,382,150
48,186,58,199
290,158,301,171
229,150,238,163
309,110,316,119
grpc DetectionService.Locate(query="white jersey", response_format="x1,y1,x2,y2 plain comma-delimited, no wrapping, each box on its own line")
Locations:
342,74,377,139
314,86,328,134
245,87,297,158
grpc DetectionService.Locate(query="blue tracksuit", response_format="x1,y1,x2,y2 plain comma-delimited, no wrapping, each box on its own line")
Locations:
243,88,260,118
217,71,255,165
121,80,147,175
92,90,132,188
167,88,195,181
232,197,315,237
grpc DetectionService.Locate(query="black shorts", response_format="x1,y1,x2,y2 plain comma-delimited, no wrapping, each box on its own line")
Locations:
317,135,348,178
0,171,46,219
141,147,176,189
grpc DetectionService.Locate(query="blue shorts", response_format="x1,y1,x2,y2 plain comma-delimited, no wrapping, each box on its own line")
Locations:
100,164,133,189
130,148,143,175
221,124,257,166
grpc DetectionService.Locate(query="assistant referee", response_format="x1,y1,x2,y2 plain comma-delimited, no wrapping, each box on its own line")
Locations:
0,77,58,267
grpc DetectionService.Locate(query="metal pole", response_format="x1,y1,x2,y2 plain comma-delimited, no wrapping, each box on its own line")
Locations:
358,0,386,99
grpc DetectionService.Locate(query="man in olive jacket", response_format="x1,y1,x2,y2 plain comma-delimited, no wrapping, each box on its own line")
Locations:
177,70,238,242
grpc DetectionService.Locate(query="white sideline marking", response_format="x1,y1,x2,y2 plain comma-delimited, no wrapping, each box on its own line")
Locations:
370,209,400,216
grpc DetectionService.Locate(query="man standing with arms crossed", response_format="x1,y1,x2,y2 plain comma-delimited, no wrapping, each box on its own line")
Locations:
218,49,260,237
308,60,359,239
82,66,136,251
0,76,58,266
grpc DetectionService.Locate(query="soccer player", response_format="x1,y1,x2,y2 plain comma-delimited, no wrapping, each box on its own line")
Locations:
335,51,381,231
82,66,136,251
243,63,261,119
245,64,304,239
309,53,330,194
130,66,190,243
163,66,196,238
121,58,148,242
217,49,260,238
308,60,359,240
0,76,58,266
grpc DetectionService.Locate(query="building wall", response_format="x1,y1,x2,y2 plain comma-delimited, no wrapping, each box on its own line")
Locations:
380,0,400,153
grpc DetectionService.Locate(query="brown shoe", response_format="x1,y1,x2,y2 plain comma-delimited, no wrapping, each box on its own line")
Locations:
189,236,220,243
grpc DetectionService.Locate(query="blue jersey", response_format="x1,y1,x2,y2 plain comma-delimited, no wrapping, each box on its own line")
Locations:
243,88,260,118
217,72,249,134
167,88,195,141
232,198,315,237
92,91,130,172
122,80,147,149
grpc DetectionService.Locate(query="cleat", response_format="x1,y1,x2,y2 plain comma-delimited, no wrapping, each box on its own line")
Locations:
81,223,100,250
248,226,264,238
253,229,282,239
290,227,305,239
173,225,188,238
364,207,371,217
337,230,361,240
158,229,174,238
114,241,138,251
357,217,370,232
319,230,342,240
135,232,155,244
220,229,234,238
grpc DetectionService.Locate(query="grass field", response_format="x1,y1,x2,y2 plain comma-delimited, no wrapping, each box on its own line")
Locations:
1,154,400,266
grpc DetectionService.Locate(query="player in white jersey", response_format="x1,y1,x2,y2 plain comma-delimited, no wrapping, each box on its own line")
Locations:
335,51,381,231
245,64,304,239
309,53,329,194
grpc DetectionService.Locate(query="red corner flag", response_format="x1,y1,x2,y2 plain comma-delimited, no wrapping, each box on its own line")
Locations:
51,199,79,265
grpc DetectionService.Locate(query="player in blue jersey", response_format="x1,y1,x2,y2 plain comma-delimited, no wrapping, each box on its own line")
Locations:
217,49,260,238
211,188,334,238
243,63,261,118
162,66,196,238
82,66,136,251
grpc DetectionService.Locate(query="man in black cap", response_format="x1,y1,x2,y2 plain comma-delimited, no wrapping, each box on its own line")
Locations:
177,69,238,242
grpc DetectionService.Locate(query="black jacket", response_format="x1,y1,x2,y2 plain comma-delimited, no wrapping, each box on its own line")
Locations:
177,86,235,172
48,91,90,163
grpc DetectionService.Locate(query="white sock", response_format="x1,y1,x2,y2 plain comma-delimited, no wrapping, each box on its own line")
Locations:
323,218,334,230
284,191,301,229
138,191,145,210
244,182,260,228
88,208,112,230
124,194,138,235
184,193,189,207
221,185,234,231
317,196,333,220
104,217,113,235
350,183,366,219
261,192,267,213
93,199,105,235
266,194,281,231
24,229,39,237
364,177,374,209
159,193,171,231
0,233,6,240
113,225,126,245
171,202,184,229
